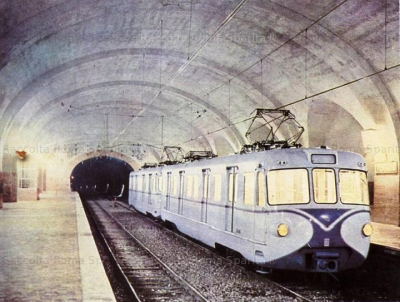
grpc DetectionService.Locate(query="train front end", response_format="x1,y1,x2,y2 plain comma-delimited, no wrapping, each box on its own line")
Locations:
262,148,372,273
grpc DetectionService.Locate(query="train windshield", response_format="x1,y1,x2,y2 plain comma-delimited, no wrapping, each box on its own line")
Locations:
267,169,309,205
312,169,337,204
339,170,369,205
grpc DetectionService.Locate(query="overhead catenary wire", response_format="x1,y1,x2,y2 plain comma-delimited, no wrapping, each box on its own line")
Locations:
203,0,350,99
69,0,349,148
63,0,392,151
177,64,400,146
108,0,250,145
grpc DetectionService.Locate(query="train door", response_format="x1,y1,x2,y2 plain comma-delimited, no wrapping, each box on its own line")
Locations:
166,172,172,211
178,171,185,215
225,167,238,232
201,169,210,222
254,169,267,243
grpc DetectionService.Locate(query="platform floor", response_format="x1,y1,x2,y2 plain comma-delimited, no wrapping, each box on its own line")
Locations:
371,222,400,251
0,192,116,302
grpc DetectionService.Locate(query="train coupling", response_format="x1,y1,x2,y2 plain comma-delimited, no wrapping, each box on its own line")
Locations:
314,251,340,272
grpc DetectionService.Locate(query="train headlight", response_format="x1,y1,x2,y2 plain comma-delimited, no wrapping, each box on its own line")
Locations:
277,224,289,237
362,223,373,237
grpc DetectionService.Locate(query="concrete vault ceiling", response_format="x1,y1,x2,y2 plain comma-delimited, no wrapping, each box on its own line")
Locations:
0,0,399,170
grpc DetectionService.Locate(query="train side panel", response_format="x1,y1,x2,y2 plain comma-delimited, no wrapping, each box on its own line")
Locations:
129,148,371,272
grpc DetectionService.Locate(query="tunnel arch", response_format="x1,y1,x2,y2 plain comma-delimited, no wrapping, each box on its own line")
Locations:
70,155,134,199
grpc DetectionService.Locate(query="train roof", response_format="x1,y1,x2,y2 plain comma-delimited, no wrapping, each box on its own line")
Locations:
131,147,367,174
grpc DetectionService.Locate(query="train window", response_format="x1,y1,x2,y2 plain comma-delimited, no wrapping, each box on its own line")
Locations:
158,175,163,193
228,172,238,203
313,169,337,204
193,175,199,199
148,174,152,193
339,170,369,205
172,176,178,196
166,172,172,196
142,175,146,192
257,173,265,207
267,169,309,205
152,175,157,192
179,172,185,198
186,175,193,197
137,176,143,191
243,172,255,205
130,177,134,190
203,170,210,199
213,174,221,201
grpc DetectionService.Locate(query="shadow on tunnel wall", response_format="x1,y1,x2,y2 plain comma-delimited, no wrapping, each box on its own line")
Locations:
70,156,133,200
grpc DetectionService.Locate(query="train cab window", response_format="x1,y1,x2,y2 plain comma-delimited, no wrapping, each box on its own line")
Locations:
243,172,255,205
339,170,369,205
186,175,193,198
193,175,199,199
213,174,222,201
257,173,265,207
267,169,309,205
312,169,337,204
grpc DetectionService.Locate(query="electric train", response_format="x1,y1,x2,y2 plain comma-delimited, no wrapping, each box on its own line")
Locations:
128,147,372,273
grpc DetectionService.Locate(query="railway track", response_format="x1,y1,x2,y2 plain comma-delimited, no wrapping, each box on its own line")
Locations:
113,201,313,302
84,198,209,302
84,197,400,301
85,197,312,302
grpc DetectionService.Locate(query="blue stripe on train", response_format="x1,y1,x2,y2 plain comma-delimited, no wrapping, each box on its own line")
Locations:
302,209,349,247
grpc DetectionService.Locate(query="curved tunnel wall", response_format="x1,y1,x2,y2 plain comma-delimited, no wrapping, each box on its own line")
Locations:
0,1,399,223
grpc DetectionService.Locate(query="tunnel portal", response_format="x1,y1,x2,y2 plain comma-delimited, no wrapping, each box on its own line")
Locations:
70,156,133,199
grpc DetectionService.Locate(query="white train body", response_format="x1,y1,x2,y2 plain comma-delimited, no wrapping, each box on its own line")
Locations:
129,148,371,273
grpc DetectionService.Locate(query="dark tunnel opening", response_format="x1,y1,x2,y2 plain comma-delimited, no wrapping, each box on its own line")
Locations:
70,156,134,200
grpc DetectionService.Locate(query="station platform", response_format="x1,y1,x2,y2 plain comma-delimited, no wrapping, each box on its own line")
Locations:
0,192,116,302
371,222,400,252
